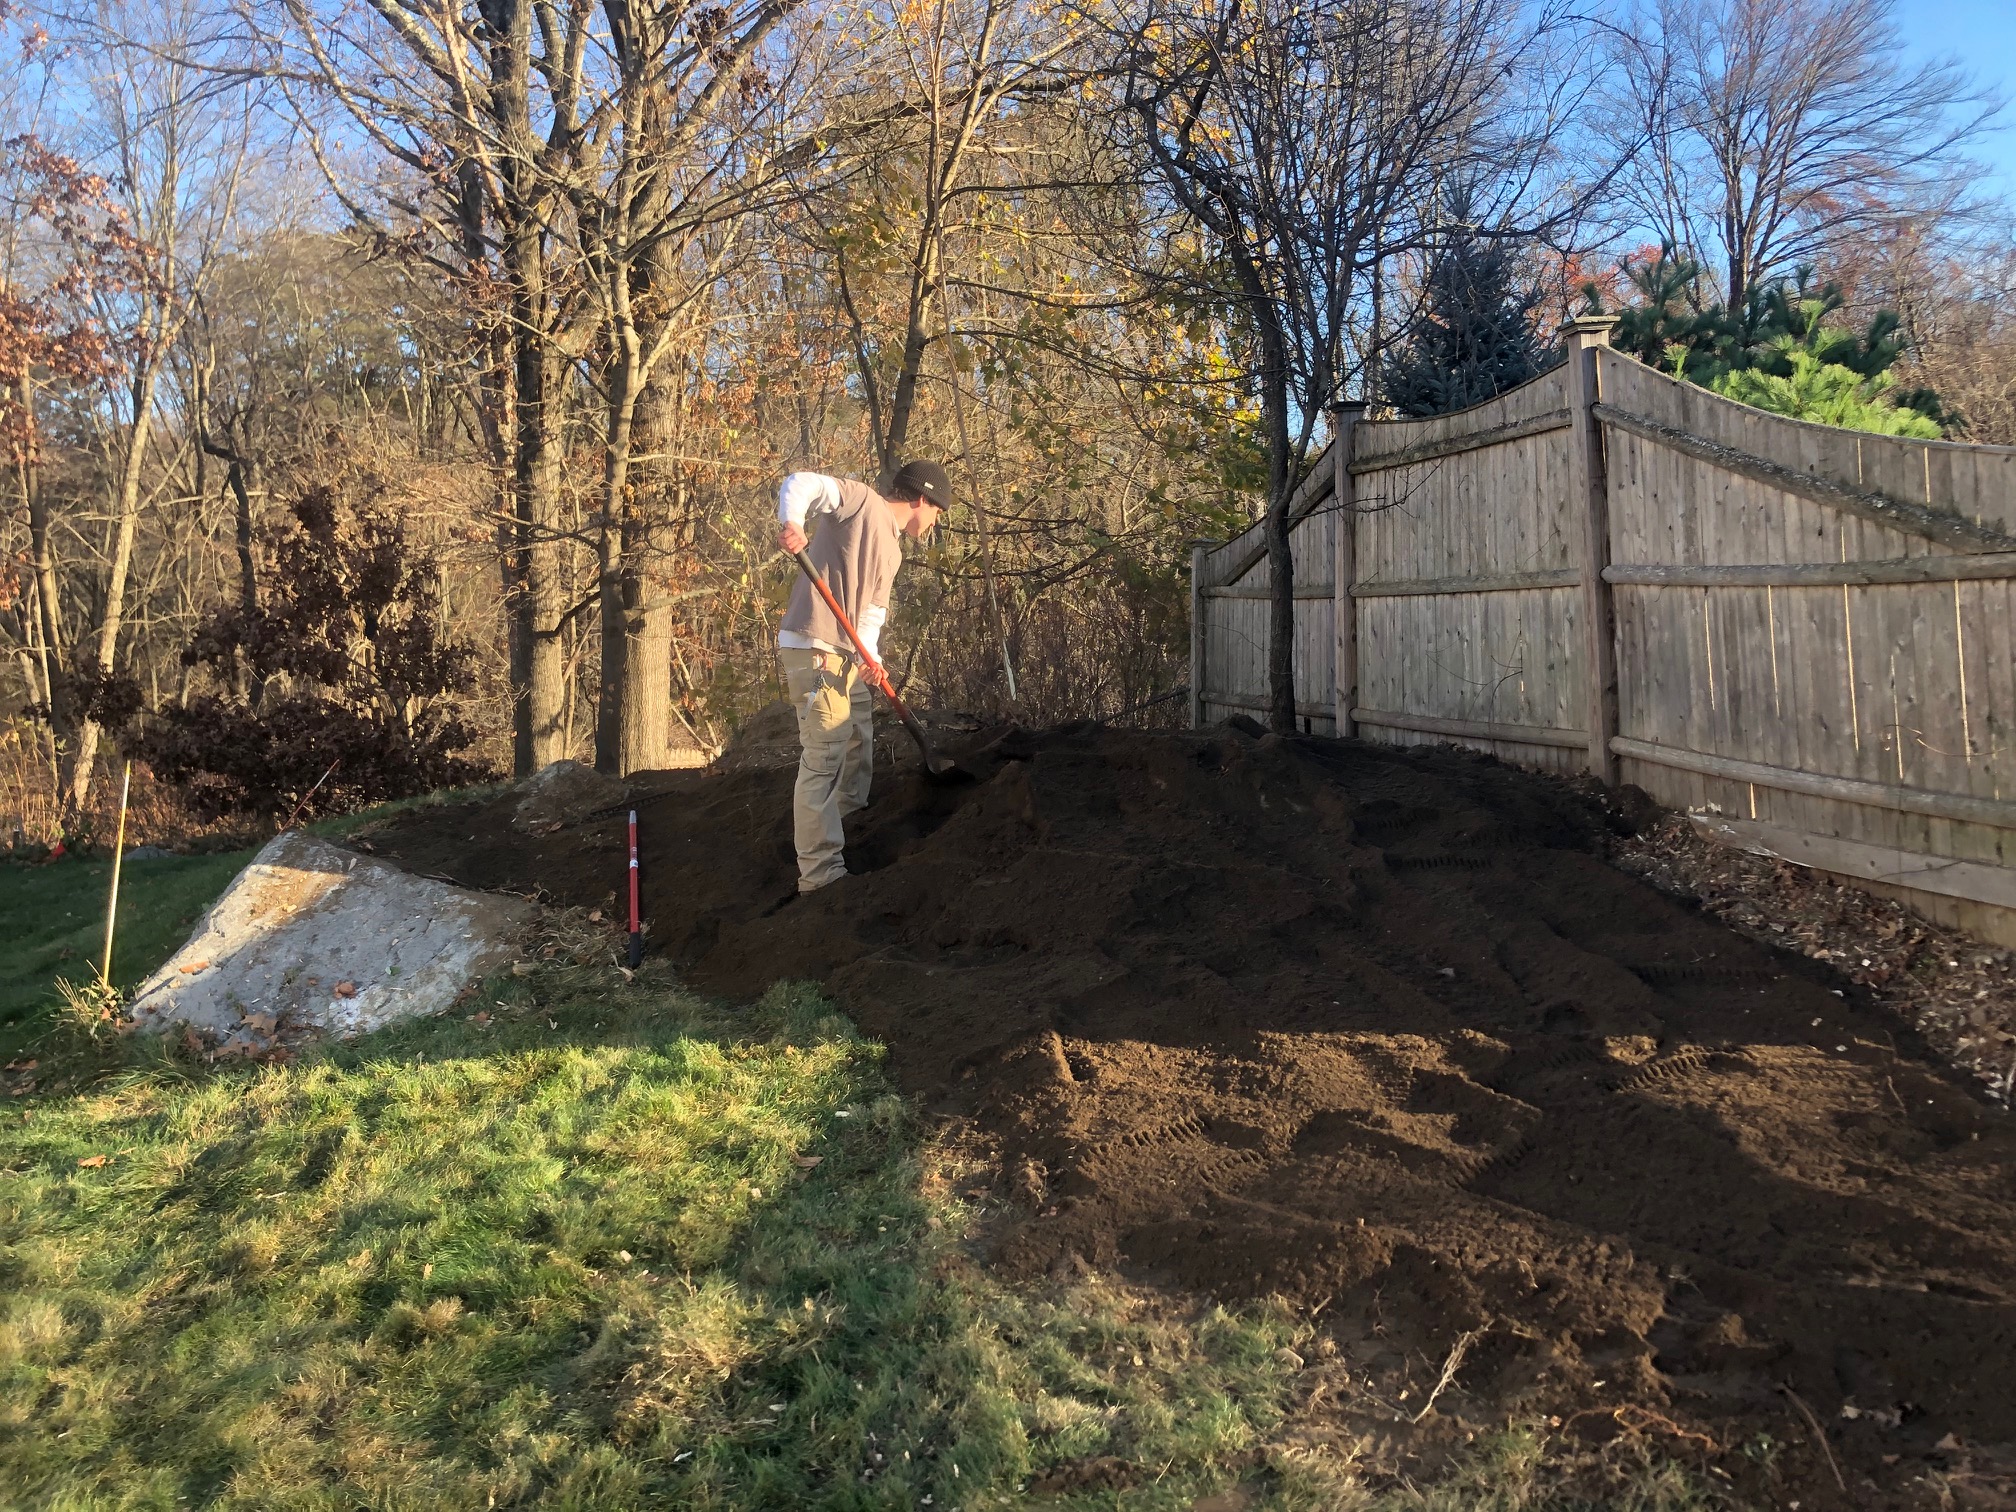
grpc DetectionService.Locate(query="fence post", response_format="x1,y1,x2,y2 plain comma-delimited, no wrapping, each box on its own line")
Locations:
1565,315,1620,783
1189,540,1211,729
1329,402,1367,737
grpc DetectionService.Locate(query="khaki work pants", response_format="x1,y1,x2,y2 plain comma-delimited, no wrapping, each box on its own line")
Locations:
780,647,874,891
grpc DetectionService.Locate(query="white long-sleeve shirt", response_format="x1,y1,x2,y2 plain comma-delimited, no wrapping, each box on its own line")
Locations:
777,472,888,659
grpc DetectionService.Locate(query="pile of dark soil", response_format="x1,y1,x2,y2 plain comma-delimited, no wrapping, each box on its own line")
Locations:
370,720,2016,1506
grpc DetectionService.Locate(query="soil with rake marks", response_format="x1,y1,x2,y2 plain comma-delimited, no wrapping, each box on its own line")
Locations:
371,720,2016,1507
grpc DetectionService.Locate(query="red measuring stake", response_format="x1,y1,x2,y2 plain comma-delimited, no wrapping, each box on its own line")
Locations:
626,809,643,969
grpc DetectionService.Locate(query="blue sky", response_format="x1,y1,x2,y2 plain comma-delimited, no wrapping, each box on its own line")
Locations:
1901,0,2016,200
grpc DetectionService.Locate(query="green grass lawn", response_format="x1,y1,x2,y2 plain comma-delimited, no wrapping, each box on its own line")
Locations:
1,969,1332,1510
0,852,256,1060
0,840,1729,1510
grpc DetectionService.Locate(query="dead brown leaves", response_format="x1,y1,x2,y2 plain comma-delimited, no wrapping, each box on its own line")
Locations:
1611,813,2016,1103
173,1013,304,1067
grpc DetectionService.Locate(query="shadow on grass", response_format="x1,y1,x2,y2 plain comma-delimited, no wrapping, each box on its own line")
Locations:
0,957,1346,1511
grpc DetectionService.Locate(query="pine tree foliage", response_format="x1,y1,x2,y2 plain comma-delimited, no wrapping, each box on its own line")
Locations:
1382,198,1552,417
1586,244,1950,435
1710,348,1942,437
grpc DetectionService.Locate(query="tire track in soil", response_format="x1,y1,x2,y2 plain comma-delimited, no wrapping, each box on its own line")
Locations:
372,718,2016,1500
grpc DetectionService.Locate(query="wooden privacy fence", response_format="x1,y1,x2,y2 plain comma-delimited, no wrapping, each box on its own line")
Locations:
1192,317,2016,945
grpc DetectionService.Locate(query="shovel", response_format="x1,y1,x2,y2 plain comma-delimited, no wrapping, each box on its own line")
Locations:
789,549,972,782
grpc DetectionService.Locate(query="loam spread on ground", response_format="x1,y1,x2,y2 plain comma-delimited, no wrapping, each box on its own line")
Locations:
368,716,2016,1501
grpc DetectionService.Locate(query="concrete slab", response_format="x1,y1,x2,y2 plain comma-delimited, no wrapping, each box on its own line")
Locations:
126,831,535,1045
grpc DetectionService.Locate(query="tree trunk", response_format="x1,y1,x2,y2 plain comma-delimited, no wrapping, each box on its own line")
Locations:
880,301,935,478
490,0,568,778
199,425,262,706
62,367,157,825
593,316,642,773
616,435,678,775
1724,202,1746,311
620,581,675,772
525,353,570,774
1264,485,1296,733
22,362,67,736
612,224,685,775
1257,326,1298,734
504,227,569,777
874,209,946,483
594,513,627,773
13,369,61,799
228,448,262,708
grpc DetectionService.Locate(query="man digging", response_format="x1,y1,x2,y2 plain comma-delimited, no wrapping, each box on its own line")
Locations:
775,461,950,893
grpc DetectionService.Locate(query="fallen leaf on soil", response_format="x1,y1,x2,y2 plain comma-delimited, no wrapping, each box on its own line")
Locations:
1936,1433,1964,1452
242,1012,277,1034
178,961,209,974
587,909,603,922
5,1058,36,1072
511,961,535,977
333,980,358,998
794,1155,823,1169
470,1012,491,1025
77,1155,107,1168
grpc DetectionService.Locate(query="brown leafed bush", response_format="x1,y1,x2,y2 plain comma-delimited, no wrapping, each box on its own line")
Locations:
129,478,495,820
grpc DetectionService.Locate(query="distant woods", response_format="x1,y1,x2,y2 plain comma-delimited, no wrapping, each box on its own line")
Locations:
0,0,2007,832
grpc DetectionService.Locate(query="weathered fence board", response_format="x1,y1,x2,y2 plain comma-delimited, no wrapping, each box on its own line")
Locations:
1192,328,2016,946
1596,349,2016,941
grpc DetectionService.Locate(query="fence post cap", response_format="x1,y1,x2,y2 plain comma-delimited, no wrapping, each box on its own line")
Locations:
1563,313,1621,344
1327,399,1370,415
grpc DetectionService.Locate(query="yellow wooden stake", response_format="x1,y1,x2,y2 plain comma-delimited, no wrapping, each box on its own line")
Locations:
100,761,132,987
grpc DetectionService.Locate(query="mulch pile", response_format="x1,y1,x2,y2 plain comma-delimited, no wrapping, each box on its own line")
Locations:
369,717,2016,1508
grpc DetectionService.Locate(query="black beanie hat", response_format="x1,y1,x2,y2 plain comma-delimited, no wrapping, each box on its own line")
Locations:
890,459,954,507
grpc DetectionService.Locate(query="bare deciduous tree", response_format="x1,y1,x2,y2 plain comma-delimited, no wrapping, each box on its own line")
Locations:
15,0,255,821
573,0,811,774
1608,0,2001,309
1112,0,1584,732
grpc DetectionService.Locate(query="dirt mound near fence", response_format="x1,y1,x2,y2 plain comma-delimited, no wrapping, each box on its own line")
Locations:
370,721,2016,1504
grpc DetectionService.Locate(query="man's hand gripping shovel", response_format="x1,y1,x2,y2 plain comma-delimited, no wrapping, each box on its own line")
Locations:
788,551,973,784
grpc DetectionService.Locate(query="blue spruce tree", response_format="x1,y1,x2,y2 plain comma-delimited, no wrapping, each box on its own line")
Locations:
1382,194,1551,417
